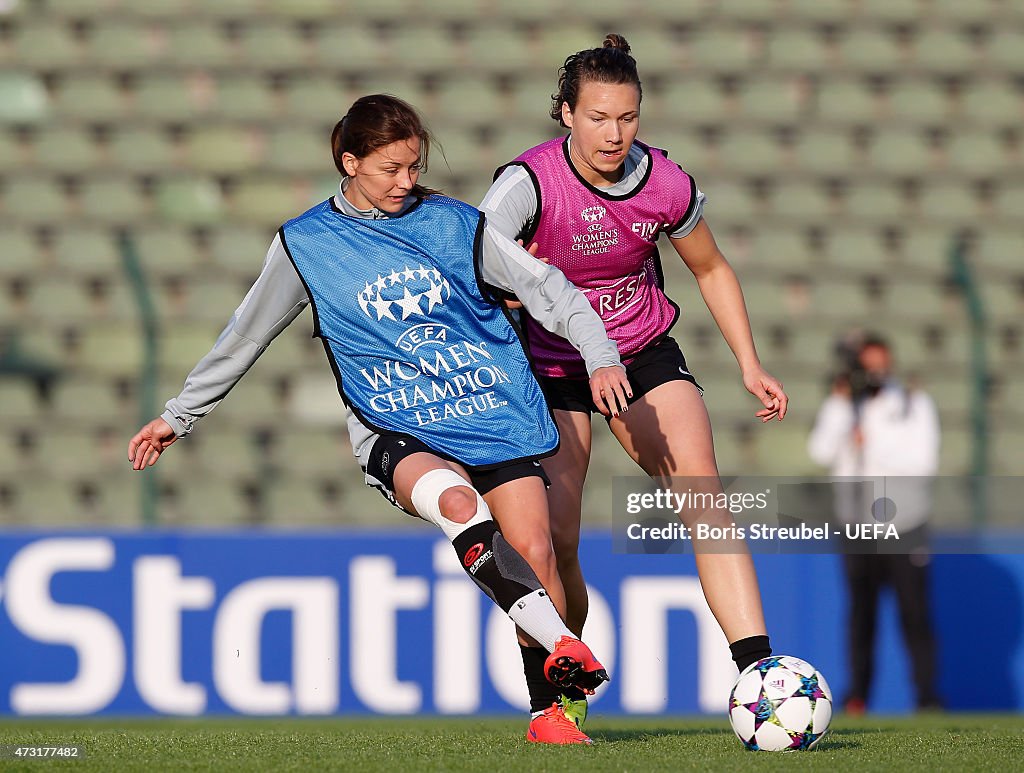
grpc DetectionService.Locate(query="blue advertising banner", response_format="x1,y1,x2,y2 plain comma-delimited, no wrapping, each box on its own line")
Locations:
0,531,1022,715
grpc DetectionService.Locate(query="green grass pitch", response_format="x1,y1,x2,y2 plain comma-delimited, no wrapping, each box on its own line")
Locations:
0,714,1021,771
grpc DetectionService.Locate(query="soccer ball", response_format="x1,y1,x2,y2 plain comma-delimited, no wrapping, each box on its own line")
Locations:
728,655,832,751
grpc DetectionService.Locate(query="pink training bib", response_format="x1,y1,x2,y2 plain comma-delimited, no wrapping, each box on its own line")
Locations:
506,137,697,378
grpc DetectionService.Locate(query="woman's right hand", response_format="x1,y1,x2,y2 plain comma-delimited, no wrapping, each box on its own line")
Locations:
128,417,178,470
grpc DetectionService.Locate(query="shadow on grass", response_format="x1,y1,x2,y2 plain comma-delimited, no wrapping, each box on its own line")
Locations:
591,726,867,751
590,727,732,743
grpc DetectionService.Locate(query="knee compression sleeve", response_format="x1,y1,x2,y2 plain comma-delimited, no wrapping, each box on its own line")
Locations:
410,468,490,541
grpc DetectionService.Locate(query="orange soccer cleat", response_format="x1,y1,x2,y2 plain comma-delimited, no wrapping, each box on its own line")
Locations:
526,702,594,745
543,636,609,694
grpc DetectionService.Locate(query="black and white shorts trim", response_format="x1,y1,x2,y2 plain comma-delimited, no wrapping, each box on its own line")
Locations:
538,335,703,416
364,432,550,515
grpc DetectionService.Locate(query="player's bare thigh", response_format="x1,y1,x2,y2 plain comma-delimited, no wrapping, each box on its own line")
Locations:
608,379,720,481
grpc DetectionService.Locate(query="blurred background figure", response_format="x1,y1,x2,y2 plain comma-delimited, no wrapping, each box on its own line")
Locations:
808,331,942,715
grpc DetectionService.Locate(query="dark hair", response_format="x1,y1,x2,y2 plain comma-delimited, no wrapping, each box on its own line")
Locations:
331,93,439,197
550,34,642,127
860,332,890,352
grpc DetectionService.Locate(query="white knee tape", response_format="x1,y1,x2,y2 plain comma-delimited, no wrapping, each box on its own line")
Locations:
409,468,491,541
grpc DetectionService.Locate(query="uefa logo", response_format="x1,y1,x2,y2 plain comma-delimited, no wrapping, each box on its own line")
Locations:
581,205,606,223
357,265,452,321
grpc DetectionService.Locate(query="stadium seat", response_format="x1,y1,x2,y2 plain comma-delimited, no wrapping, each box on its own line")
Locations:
212,75,278,122
656,79,729,124
986,29,1024,73
313,21,389,70
336,0,419,23
885,78,951,126
265,126,329,175
783,0,851,24
736,76,808,123
0,73,47,126
231,177,304,226
944,129,1007,178
992,184,1024,222
433,128,487,178
814,78,881,126
1,227,37,279
80,177,150,225
2,177,66,224
85,21,164,70
613,27,682,78
52,226,120,274
107,128,180,175
75,323,144,377
271,0,339,20
867,129,935,176
856,0,920,24
960,78,1022,127
899,227,954,275
352,73,429,107
132,226,203,279
0,381,40,423
155,178,225,225
238,22,311,69
166,22,237,68
0,129,23,174
702,180,759,223
716,130,784,176
836,29,905,75
917,185,982,226
263,478,341,525
766,28,832,73
434,74,506,126
31,127,101,173
389,23,463,71
825,228,890,273
209,224,276,274
51,377,127,422
51,74,125,122
930,0,997,25
185,126,263,174
768,180,834,222
843,180,910,223
463,24,537,75
190,429,271,479
11,21,82,69
686,28,756,74
282,75,352,124
912,27,979,76
134,76,207,122
160,478,253,526
976,229,1024,275
159,323,220,371
791,130,858,175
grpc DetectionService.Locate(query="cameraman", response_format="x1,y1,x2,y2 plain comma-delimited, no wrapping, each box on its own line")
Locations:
807,333,942,714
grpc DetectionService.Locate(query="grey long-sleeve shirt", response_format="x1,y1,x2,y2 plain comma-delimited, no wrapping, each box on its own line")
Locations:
161,182,622,464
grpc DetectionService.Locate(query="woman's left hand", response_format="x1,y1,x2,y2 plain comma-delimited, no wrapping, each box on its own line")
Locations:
743,366,788,422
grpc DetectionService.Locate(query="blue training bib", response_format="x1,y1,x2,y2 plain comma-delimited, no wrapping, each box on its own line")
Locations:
281,195,559,468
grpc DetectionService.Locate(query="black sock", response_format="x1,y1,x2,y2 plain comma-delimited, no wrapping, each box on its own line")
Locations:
520,645,562,714
730,635,772,672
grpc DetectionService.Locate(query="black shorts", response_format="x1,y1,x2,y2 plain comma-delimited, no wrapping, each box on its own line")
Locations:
365,432,550,513
538,336,702,416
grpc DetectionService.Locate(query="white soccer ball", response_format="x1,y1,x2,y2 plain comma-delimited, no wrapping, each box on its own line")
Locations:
728,655,832,751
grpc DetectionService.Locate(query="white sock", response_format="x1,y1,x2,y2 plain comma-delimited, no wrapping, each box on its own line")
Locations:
507,588,574,653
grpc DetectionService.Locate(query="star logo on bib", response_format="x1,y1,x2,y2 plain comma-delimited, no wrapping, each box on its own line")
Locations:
357,265,452,321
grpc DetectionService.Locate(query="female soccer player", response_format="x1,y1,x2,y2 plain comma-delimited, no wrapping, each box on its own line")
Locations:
481,35,788,725
128,94,631,744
